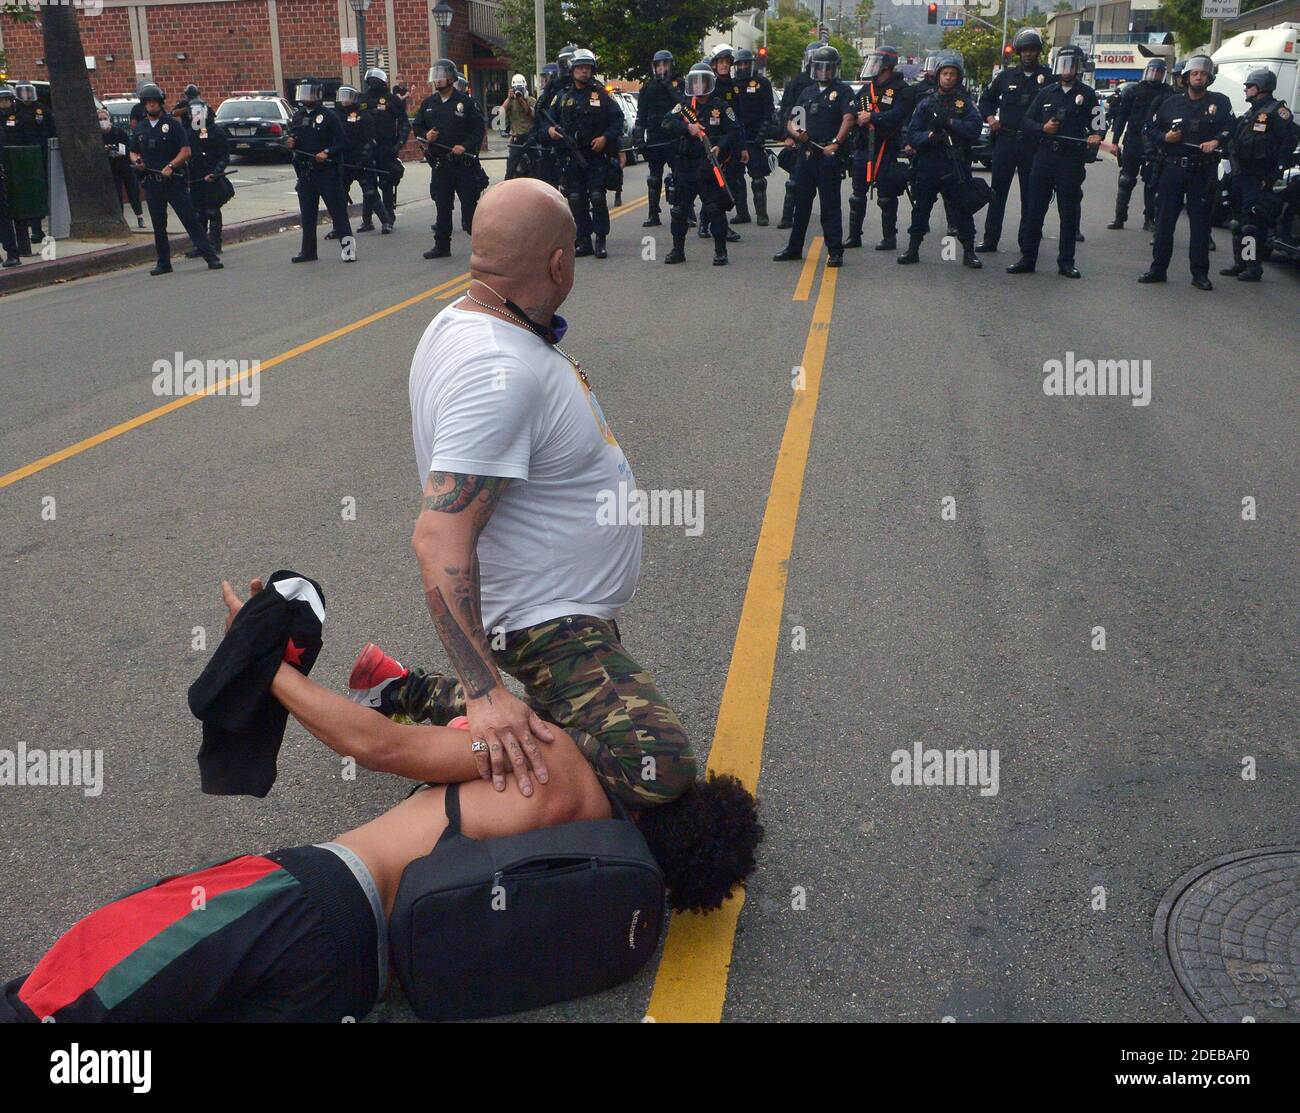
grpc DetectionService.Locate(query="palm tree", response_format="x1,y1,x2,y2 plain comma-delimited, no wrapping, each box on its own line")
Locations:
40,5,128,238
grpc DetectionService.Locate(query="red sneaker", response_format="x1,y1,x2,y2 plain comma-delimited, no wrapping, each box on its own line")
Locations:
347,643,408,709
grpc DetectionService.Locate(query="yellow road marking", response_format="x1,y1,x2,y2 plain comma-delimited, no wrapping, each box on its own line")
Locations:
0,197,649,492
646,253,839,1023
793,237,823,301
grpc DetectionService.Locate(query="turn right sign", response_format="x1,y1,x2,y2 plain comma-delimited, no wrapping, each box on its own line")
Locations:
1201,0,1241,17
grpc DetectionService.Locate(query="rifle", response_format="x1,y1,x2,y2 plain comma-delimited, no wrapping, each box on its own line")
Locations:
414,136,480,163
538,105,588,171
678,97,734,204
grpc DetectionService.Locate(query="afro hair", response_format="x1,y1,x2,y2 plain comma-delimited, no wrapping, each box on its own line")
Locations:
636,772,762,914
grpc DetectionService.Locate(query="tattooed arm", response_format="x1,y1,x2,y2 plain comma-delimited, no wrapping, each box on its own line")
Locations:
411,470,555,796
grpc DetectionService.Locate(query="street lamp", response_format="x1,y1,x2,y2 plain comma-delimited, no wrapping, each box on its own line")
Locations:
349,0,372,85
432,1,454,63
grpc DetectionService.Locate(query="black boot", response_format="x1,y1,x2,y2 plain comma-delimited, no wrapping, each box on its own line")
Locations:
961,241,982,269
209,215,222,254
844,195,865,248
776,184,795,230
643,183,661,226
732,187,751,224
423,241,450,260
753,179,769,226
713,238,728,265
1108,200,1127,230
664,236,686,264
575,236,594,257
1220,235,1246,276
875,234,897,251
772,246,802,261
594,235,607,259
897,234,921,264
1006,257,1035,274
975,238,998,253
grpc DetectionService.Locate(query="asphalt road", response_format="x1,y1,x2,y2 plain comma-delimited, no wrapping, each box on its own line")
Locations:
1,157,1296,1022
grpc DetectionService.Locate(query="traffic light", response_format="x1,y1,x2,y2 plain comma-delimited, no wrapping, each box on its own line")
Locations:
1004,44,1014,57
757,45,768,68
927,3,937,24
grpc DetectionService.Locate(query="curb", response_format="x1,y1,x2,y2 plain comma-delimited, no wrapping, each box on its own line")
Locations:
0,202,366,297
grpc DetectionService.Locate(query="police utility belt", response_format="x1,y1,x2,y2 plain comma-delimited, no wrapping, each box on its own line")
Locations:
1039,136,1087,156
1161,151,1218,170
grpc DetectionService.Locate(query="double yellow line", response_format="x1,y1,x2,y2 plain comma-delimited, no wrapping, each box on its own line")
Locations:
646,246,840,1022
0,196,647,493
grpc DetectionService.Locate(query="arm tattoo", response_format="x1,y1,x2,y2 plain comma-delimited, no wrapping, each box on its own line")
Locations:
421,472,510,700
424,471,510,515
426,584,498,699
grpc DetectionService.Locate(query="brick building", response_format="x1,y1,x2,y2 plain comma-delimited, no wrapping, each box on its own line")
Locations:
0,0,514,116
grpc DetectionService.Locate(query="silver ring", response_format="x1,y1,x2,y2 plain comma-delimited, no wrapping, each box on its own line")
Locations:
471,739,488,754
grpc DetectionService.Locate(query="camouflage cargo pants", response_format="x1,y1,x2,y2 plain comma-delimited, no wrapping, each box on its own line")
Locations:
387,615,697,810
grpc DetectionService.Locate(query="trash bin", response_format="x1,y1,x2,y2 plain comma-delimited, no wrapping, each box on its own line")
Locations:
1,145,49,221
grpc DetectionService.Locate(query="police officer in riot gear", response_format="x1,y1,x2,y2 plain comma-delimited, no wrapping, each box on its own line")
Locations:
1139,54,1234,288
976,28,1056,253
1107,56,1173,230
773,46,855,267
550,48,622,258
129,83,223,275
1221,67,1295,281
177,99,230,256
898,53,984,267
333,85,393,236
416,59,486,259
702,44,744,240
733,47,775,225
1007,45,1102,278
663,62,741,265
634,50,681,227
0,85,24,265
846,45,911,251
775,42,821,229
360,67,410,231
13,81,53,247
285,77,353,264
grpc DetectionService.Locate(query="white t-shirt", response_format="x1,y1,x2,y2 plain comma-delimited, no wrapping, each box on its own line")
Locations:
409,301,642,633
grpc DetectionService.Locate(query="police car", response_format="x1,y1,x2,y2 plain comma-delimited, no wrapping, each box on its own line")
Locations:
214,92,296,158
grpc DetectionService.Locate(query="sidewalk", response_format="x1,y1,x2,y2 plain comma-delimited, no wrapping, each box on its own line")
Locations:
0,148,512,296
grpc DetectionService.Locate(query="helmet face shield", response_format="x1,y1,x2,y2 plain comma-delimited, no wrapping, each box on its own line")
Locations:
295,81,321,104
1184,55,1215,86
365,67,387,86
1141,60,1166,84
337,86,358,107
1053,50,1082,79
862,50,896,81
430,61,457,89
684,67,715,98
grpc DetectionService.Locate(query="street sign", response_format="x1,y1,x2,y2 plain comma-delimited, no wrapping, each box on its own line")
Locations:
1071,34,1093,52
942,18,964,26
1201,0,1240,18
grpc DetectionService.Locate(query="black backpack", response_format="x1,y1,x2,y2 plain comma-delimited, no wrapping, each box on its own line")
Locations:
390,783,666,1020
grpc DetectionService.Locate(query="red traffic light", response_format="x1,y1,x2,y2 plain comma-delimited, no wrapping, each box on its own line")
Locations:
757,46,767,59
927,3,938,24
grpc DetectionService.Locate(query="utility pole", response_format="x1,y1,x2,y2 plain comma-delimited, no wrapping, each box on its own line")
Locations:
535,0,546,87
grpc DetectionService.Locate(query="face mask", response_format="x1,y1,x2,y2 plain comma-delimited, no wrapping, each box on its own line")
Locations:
100,118,112,131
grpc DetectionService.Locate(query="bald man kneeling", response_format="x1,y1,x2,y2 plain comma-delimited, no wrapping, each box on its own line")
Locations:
399,178,698,815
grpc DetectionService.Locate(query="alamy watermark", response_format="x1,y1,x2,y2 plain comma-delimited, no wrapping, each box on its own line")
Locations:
1042,352,1151,407
596,482,704,536
0,742,103,797
891,741,999,797
152,352,260,406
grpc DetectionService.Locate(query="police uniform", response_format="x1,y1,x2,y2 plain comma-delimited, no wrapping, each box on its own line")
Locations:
552,78,622,251
413,87,485,255
977,62,1056,249
634,73,683,225
102,122,143,223
130,112,221,271
337,101,393,233
708,72,746,234
1015,79,1102,273
1143,89,1234,282
288,102,353,261
663,89,741,262
532,72,571,187
780,79,855,260
0,97,33,257
847,70,912,248
775,69,814,228
736,69,776,223
17,97,54,243
1223,92,1295,280
1108,76,1174,228
359,82,410,225
903,86,984,250
185,109,230,253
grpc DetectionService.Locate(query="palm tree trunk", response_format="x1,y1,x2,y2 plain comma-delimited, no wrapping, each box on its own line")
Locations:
40,5,129,239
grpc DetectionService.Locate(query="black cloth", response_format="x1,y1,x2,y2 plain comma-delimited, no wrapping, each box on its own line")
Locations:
188,570,324,797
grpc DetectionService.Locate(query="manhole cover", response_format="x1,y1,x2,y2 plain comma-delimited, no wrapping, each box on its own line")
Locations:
1155,847,1300,1023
